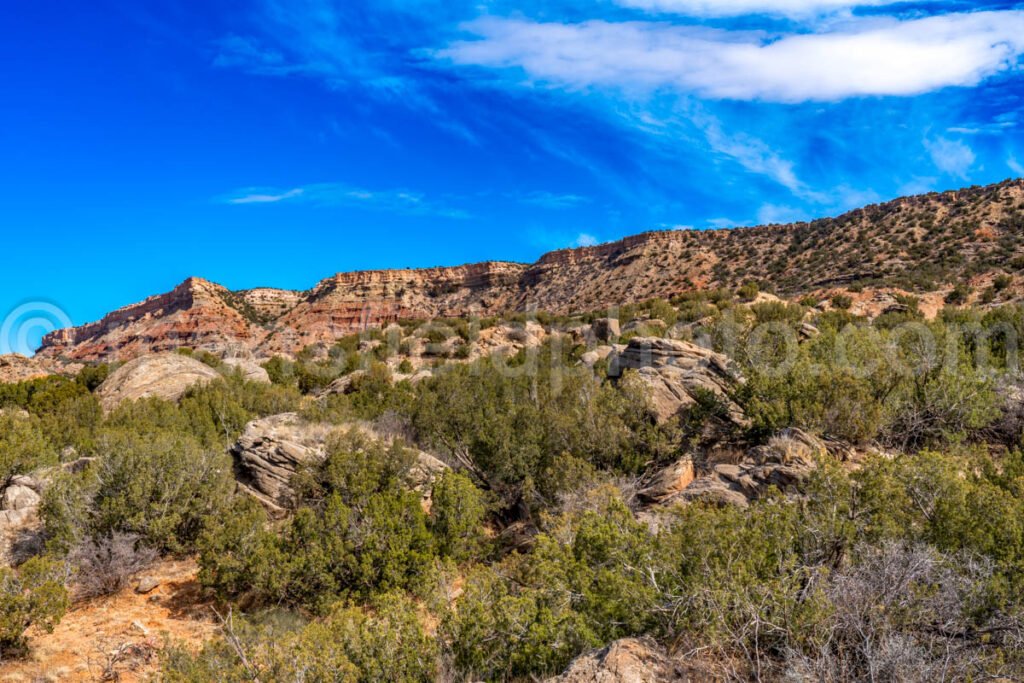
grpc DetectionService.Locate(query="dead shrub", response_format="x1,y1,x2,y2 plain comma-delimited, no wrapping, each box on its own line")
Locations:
70,532,158,600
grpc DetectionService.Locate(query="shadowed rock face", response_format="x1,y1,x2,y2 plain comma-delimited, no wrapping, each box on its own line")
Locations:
32,179,1024,362
95,352,222,412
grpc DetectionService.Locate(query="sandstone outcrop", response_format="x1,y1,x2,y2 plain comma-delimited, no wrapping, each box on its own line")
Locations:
231,413,338,513
0,475,45,566
95,353,222,412
609,337,747,427
222,357,271,384
549,638,679,683
231,413,448,515
257,262,527,356
673,428,832,508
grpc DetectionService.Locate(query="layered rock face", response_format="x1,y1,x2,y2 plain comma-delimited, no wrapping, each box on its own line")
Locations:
95,353,222,412
231,413,448,515
231,413,338,513
32,179,1024,362
38,278,266,362
257,262,526,356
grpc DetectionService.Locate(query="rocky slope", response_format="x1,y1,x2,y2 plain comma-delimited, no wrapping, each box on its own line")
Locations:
39,277,265,362
34,179,1024,362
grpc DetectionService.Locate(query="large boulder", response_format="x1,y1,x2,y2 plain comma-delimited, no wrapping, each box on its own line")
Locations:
1,484,40,512
0,475,45,566
230,413,337,513
580,345,615,368
549,638,679,682
671,428,831,508
96,353,221,412
609,338,747,427
222,357,271,384
231,413,448,515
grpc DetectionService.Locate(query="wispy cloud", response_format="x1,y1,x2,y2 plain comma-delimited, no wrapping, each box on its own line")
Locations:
518,191,591,209
575,233,600,247
615,0,892,18
925,137,976,179
220,183,471,218
1009,155,1024,177
227,188,305,204
757,202,810,224
437,11,1024,103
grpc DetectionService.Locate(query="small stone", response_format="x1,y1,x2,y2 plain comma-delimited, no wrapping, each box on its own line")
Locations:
128,620,149,636
136,576,160,594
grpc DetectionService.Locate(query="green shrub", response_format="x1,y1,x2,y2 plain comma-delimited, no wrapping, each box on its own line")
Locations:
0,413,57,484
831,293,853,310
429,471,488,562
44,429,234,554
0,556,69,659
200,432,435,611
161,593,436,682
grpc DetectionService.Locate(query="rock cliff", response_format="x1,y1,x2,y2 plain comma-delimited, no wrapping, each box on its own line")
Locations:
32,179,1024,363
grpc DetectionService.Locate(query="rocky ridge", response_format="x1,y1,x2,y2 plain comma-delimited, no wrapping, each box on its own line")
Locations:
32,179,1024,363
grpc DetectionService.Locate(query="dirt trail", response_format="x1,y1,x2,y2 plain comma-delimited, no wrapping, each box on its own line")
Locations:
0,559,216,682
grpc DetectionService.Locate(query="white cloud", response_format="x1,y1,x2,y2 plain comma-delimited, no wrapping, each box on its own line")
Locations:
519,191,591,208
898,176,938,196
221,183,470,218
925,137,975,179
757,203,809,224
615,0,890,18
438,11,1024,103
1008,155,1024,177
699,115,812,196
575,233,600,246
227,188,305,204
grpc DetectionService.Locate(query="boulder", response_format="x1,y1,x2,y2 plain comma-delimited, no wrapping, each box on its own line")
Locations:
1,485,40,511
638,456,695,504
136,577,160,594
667,428,830,509
231,413,449,515
549,638,678,683
230,413,337,513
580,345,614,367
96,353,221,412
799,322,820,340
222,357,271,384
610,338,747,427
318,370,367,397
676,477,750,508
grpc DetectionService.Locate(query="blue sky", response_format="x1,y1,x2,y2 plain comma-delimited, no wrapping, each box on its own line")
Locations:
3,0,1024,353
